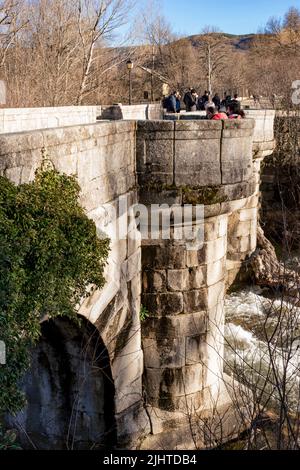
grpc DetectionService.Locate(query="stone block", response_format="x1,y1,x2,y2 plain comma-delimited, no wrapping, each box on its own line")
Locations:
183,289,208,313
203,218,219,241
220,199,247,214
175,119,222,135
239,207,257,222
185,334,206,365
201,330,224,387
239,235,252,253
137,120,174,133
143,270,167,293
188,266,206,289
221,132,253,161
113,349,144,395
175,139,221,163
205,237,227,263
142,292,184,316
208,302,224,330
186,249,204,268
167,269,189,292
142,312,207,340
221,164,251,185
144,363,203,398
218,216,228,237
114,377,144,415
145,390,203,414
207,281,225,309
234,220,252,238
115,402,151,446
204,204,221,219
244,194,259,209
142,244,186,270
159,292,184,315
143,336,186,369
175,162,222,186
206,259,226,286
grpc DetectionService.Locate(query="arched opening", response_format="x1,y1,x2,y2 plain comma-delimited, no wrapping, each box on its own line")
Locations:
9,316,116,450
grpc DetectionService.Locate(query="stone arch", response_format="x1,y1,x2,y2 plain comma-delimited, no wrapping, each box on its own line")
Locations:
9,316,116,450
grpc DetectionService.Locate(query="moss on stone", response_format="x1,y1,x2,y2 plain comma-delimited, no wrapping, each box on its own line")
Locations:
181,185,228,205
139,182,228,205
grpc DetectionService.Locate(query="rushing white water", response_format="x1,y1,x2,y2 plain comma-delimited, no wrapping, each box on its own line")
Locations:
224,286,300,412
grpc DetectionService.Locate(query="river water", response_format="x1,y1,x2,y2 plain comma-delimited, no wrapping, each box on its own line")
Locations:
224,284,300,413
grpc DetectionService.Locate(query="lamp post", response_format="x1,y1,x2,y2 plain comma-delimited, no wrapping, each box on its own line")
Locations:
126,59,133,105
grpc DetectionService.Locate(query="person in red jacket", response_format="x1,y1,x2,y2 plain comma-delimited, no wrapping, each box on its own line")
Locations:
206,106,228,120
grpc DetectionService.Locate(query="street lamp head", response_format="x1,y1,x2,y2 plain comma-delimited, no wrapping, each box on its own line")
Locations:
126,59,133,70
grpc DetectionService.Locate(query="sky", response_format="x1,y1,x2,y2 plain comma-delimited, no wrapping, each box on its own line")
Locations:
146,0,300,36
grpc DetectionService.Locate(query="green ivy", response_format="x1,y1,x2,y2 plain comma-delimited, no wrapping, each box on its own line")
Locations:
0,169,110,414
0,425,22,450
140,305,150,322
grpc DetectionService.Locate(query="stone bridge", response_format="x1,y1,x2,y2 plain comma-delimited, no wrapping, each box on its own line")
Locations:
0,106,275,449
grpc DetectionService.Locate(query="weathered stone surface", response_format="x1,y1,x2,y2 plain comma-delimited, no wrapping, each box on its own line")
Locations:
145,390,204,415
115,402,151,449
142,292,184,316
143,269,167,293
167,269,189,291
189,266,207,289
183,289,208,313
185,334,206,365
207,281,225,310
175,162,221,186
144,364,203,398
206,259,226,286
239,207,257,222
175,119,222,134
142,312,207,339
143,336,186,368
159,292,184,315
0,106,98,134
142,244,186,269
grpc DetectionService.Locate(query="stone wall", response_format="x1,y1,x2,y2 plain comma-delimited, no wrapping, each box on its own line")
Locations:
100,104,162,121
0,120,149,447
137,119,255,198
0,110,276,449
244,109,276,158
0,106,98,134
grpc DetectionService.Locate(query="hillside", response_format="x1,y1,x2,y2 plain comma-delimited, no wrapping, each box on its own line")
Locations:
187,32,258,51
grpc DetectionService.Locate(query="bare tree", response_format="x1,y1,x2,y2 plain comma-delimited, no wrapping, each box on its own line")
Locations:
195,26,229,95
0,0,27,69
76,0,131,105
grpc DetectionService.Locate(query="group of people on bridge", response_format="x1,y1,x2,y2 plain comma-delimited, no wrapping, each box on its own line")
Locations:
163,88,245,120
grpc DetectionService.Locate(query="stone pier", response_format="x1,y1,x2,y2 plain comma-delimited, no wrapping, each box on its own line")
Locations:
136,116,275,448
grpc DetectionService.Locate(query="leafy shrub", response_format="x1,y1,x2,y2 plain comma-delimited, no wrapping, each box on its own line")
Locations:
0,169,109,414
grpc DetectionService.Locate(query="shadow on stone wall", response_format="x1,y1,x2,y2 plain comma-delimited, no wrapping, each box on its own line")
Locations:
7,317,116,450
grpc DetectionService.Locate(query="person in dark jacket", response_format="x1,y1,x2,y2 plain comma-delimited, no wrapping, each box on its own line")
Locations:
230,93,241,111
212,93,221,110
221,91,232,108
165,91,181,113
227,102,245,119
197,90,210,110
183,88,198,112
